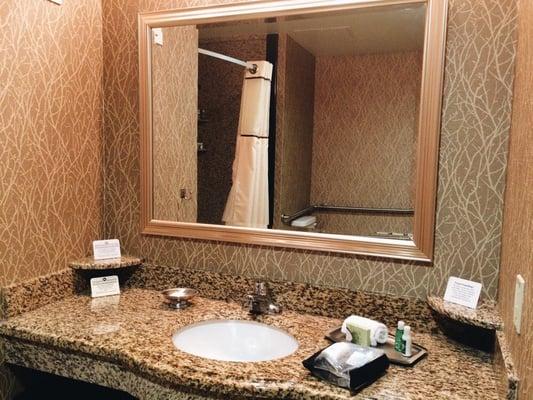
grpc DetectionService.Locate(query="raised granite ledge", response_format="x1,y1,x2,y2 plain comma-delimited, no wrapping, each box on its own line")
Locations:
427,295,503,330
68,255,143,271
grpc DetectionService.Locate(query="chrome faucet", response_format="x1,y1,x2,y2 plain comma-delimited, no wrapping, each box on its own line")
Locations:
246,282,281,315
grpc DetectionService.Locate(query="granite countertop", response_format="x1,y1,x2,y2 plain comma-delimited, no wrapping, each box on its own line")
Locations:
0,289,502,399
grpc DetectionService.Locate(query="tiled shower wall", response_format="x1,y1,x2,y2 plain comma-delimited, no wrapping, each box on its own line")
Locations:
103,0,517,300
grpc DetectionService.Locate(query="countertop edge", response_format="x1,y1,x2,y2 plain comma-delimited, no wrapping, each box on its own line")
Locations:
494,331,519,400
0,333,347,400
2,337,214,400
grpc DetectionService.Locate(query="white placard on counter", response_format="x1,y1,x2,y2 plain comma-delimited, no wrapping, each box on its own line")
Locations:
93,239,121,260
443,276,482,309
90,276,121,298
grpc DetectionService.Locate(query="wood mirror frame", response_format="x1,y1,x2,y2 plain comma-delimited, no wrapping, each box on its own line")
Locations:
138,0,448,262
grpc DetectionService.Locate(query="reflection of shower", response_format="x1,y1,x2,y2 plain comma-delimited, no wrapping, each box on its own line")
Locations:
222,61,273,229
197,47,273,228
199,48,258,74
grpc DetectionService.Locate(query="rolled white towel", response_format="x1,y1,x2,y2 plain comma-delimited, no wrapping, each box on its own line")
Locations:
341,315,388,347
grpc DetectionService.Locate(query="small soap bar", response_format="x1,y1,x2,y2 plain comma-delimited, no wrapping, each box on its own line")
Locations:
347,323,371,347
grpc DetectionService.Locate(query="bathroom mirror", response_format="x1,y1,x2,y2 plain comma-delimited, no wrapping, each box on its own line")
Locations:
139,0,448,261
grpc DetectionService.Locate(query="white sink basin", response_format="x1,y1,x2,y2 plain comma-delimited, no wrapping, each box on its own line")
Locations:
172,319,299,362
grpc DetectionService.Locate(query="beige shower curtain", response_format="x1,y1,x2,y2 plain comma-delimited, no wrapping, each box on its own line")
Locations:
223,61,273,229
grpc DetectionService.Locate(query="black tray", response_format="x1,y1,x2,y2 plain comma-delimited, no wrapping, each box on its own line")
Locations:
303,345,389,393
326,327,427,366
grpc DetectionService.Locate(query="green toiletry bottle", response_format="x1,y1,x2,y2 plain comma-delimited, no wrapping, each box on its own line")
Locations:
394,320,405,352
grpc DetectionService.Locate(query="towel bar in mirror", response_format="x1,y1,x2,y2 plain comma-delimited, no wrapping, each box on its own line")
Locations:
138,0,448,262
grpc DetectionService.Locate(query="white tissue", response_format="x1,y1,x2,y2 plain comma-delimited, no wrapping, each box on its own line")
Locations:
319,342,355,368
341,315,389,347
314,342,385,381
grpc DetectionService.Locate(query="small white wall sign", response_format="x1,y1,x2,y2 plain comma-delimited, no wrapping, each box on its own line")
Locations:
93,239,121,260
444,276,482,309
90,276,121,298
48,0,63,5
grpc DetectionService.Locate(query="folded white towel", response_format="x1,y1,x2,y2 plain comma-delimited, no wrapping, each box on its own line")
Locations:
341,315,388,347
319,342,355,368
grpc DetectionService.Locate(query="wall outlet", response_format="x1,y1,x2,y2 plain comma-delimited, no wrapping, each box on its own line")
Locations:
153,28,163,46
48,0,63,4
513,274,525,334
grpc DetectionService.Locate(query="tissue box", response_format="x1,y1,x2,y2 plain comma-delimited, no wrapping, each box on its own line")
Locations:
302,344,389,393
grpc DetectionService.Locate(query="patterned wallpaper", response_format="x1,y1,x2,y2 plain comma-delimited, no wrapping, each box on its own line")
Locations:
0,1,522,397
498,0,533,396
0,1,104,286
103,0,517,301
273,35,315,230
310,51,421,236
152,25,198,222
0,0,103,397
197,36,266,224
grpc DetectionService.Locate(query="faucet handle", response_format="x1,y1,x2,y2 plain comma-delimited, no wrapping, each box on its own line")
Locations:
255,281,268,296
246,294,262,315
268,303,281,314
245,294,254,308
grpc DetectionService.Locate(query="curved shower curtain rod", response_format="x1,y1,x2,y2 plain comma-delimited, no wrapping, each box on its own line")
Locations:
198,48,258,74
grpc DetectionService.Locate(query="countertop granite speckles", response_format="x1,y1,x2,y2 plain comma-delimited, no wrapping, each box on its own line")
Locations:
427,295,503,330
494,331,519,400
0,289,502,399
68,255,143,270
125,263,440,334
0,269,85,319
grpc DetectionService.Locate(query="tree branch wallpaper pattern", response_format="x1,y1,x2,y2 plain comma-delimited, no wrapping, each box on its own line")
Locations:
310,51,421,236
152,26,198,222
0,1,104,287
1,1,103,398
0,0,521,397
273,34,315,230
103,0,517,300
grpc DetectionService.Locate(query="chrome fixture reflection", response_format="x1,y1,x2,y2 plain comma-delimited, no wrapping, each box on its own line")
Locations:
246,282,281,315
162,288,197,309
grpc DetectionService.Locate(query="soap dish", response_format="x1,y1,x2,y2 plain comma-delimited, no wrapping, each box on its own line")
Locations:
162,288,197,309
326,327,427,367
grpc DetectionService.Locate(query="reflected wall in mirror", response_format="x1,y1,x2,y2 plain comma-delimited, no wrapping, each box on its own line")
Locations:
140,0,448,261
